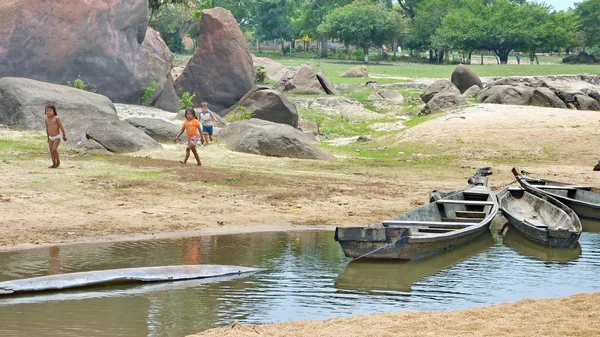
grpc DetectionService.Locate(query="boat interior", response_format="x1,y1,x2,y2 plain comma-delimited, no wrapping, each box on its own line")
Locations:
382,185,495,236
500,188,575,231
526,180,600,204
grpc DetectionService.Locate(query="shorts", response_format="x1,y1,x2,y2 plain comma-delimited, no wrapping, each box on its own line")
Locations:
187,136,198,147
202,125,213,135
48,132,62,141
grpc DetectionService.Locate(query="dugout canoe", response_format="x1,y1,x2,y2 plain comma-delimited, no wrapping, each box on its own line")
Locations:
334,169,499,260
513,167,600,220
0,264,262,296
498,187,581,248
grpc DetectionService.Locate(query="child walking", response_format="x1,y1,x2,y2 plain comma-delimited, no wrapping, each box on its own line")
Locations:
44,104,67,168
199,102,219,144
174,108,202,166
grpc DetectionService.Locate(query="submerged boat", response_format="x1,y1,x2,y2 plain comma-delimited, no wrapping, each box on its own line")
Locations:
498,187,582,248
0,264,262,296
334,169,499,260
513,168,600,220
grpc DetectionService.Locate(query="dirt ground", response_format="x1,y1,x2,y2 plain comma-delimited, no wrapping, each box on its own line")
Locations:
1,103,599,336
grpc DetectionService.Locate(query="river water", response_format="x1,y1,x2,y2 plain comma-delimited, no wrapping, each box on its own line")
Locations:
0,219,599,337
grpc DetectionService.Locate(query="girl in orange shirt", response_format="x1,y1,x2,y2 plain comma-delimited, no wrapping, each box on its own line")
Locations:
173,108,202,166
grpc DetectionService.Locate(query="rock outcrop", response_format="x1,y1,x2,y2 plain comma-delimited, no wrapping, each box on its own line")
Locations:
451,64,483,93
277,65,327,95
0,77,160,152
225,87,298,127
218,119,333,160
340,66,369,78
174,7,254,114
252,55,289,81
0,0,177,111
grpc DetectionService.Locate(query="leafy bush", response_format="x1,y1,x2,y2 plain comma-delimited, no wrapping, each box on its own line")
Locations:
178,91,196,110
67,76,85,90
226,106,253,122
141,81,158,106
254,65,268,84
295,44,304,53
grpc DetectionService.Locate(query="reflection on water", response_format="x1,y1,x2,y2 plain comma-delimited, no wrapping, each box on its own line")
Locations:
336,235,495,293
502,227,581,263
0,226,599,337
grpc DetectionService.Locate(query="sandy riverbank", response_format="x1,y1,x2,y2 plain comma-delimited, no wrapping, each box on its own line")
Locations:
190,292,600,337
1,103,599,336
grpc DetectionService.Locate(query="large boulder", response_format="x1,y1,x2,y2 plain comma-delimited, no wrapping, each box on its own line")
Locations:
451,64,483,93
124,117,183,143
0,77,161,152
573,94,600,111
463,85,482,99
369,89,404,103
531,88,567,109
252,55,289,81
420,80,460,103
277,65,327,95
420,92,467,115
340,66,368,78
477,85,534,105
218,119,333,160
225,87,298,127
174,7,254,114
562,52,598,64
0,1,177,110
316,70,339,95
140,28,179,111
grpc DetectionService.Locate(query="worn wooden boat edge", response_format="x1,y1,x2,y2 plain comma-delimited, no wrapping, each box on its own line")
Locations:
498,187,582,248
512,167,600,220
0,264,264,296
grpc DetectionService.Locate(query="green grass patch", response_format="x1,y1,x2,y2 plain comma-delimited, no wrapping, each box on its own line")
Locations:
403,112,444,128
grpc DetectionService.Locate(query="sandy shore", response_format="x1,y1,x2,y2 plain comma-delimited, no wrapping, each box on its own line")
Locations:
190,292,600,337
1,103,600,336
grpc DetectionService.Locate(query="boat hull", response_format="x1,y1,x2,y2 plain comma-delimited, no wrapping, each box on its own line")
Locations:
335,224,492,260
499,188,582,248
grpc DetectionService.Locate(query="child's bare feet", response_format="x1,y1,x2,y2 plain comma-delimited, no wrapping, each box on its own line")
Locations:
55,160,60,168
180,161,185,164
48,164,56,168
196,163,202,166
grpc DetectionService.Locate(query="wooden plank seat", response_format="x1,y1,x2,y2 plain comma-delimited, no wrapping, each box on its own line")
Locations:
383,220,476,228
436,200,495,206
455,211,487,218
441,217,481,223
417,228,455,233
534,185,591,190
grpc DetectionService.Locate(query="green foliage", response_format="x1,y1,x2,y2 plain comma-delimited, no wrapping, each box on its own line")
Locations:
575,0,600,49
317,2,405,62
254,65,268,84
141,81,159,107
178,91,196,110
67,77,85,90
226,106,254,122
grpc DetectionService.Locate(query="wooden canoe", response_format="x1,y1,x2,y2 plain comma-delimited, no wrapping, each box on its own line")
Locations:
0,264,262,296
513,167,600,220
334,170,499,260
498,187,582,248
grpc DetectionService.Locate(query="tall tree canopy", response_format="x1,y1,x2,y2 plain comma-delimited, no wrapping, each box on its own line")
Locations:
317,1,404,63
575,0,600,49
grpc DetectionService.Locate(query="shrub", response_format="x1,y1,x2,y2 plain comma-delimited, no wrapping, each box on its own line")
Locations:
178,91,196,110
141,81,158,106
67,76,85,90
226,106,253,122
254,65,268,84
295,44,304,53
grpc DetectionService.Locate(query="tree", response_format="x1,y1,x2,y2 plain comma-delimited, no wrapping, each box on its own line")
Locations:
149,0,195,23
575,0,600,50
253,0,298,53
317,1,403,63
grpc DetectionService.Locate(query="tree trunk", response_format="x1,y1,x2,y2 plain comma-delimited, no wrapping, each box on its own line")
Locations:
529,51,535,65
363,46,369,64
444,49,450,64
393,40,398,58
494,49,510,64
320,39,328,57
468,50,473,64
280,38,285,54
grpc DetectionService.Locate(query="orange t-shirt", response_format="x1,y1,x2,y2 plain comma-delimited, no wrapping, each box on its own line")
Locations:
183,119,200,138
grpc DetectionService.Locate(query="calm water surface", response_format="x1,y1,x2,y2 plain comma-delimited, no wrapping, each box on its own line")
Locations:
0,219,599,337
